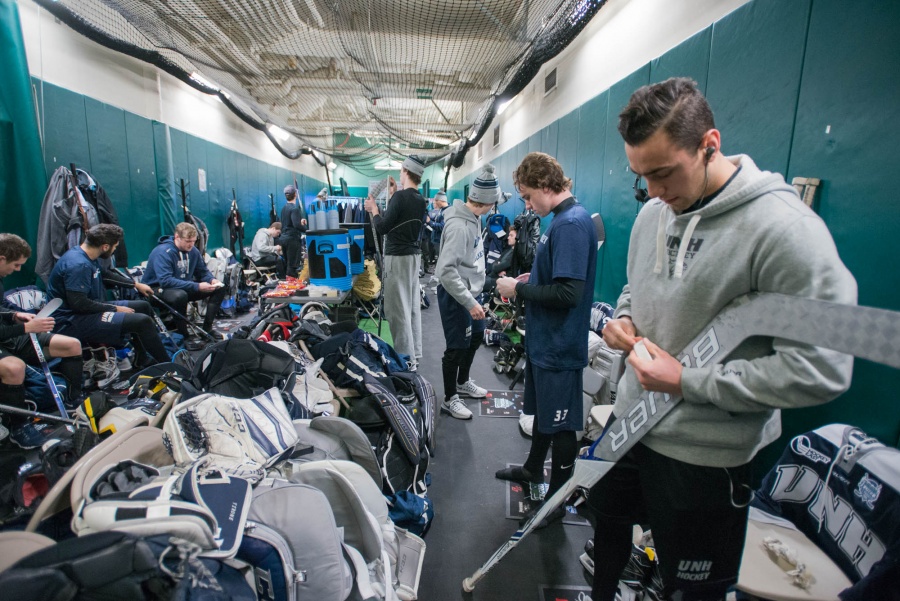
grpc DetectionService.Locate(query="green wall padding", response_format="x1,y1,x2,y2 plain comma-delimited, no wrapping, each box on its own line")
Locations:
1,0,47,287
573,92,609,300
707,0,810,175
773,0,900,452
649,26,712,91
598,66,651,305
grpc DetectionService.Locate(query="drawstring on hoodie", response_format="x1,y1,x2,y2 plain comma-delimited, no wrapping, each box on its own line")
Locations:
653,209,702,279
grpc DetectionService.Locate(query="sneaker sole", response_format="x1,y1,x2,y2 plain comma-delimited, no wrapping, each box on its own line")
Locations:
440,406,473,420
457,389,487,398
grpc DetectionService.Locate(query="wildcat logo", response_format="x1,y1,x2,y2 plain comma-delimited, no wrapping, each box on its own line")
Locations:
791,435,831,464
609,326,720,452
855,473,882,510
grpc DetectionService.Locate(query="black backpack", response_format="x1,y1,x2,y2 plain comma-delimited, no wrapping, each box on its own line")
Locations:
513,210,541,273
181,338,297,399
0,530,254,600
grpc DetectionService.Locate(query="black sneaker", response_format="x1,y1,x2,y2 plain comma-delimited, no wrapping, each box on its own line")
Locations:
495,465,544,484
621,544,655,591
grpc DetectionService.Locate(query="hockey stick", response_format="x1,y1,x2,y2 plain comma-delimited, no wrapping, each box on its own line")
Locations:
119,268,180,350
26,298,72,423
462,292,900,591
147,289,217,343
0,402,78,426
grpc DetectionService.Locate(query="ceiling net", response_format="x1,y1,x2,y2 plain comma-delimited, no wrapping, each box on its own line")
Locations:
36,0,607,176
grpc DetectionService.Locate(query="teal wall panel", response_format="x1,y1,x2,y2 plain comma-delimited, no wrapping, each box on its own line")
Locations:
649,26,711,91
205,143,227,249
123,112,159,260
185,134,209,225
774,0,900,453
84,98,131,214
707,0,809,175
598,66,650,305
169,128,189,221
541,121,559,158
527,132,541,154
574,92,609,299
556,109,581,190
83,98,138,258
41,83,91,175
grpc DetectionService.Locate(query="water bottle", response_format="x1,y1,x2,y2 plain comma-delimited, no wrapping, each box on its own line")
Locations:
326,199,340,229
315,200,328,231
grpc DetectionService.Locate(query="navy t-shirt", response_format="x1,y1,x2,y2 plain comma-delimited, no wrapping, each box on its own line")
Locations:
525,199,597,369
47,247,106,326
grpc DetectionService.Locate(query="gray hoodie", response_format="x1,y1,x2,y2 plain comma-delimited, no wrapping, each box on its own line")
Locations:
436,202,486,310
614,155,857,467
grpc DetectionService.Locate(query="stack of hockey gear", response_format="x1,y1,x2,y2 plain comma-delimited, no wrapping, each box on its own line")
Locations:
3,320,431,600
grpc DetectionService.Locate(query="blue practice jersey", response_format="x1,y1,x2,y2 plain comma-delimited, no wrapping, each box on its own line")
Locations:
525,199,597,369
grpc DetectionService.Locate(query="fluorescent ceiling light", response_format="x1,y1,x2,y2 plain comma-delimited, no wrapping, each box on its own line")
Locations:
267,124,291,142
189,71,218,91
327,161,337,171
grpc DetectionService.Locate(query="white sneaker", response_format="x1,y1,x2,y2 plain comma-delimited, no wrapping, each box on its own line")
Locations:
88,347,120,388
441,395,473,420
518,412,534,437
457,379,487,398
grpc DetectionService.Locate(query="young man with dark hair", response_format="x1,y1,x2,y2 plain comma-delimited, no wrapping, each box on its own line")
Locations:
49,224,170,369
280,184,307,277
364,155,428,368
495,152,597,526
142,222,227,339
0,234,84,447
250,221,285,278
436,166,502,420
590,77,856,601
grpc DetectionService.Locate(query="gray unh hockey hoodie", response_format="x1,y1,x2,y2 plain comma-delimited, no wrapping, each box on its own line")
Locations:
614,155,857,467
436,202,486,311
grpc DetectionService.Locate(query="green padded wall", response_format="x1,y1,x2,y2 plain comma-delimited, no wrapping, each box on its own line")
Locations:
649,26,711,91
707,0,810,175
574,92,609,299
123,112,159,260
598,66,651,305
775,0,900,450
29,80,322,272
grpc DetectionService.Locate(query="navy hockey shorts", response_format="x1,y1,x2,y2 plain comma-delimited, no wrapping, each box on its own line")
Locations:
523,360,582,434
57,307,126,347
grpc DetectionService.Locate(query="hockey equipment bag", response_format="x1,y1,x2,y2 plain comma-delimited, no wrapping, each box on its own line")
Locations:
280,358,335,418
181,338,297,400
237,478,378,601
289,459,427,600
751,424,900,600
281,416,383,490
74,459,252,559
0,530,255,601
2,285,48,313
163,388,299,483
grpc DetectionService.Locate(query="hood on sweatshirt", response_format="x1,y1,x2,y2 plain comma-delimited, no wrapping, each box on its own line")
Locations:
650,158,795,279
